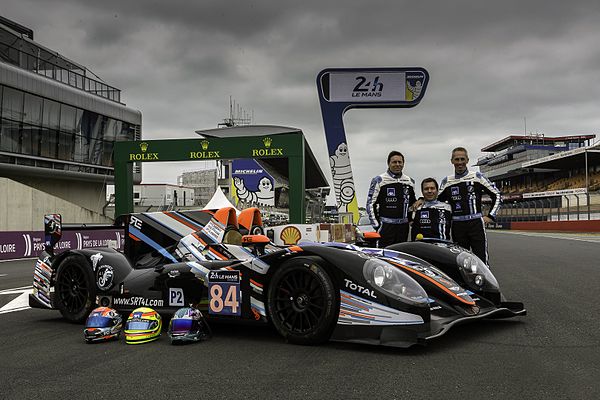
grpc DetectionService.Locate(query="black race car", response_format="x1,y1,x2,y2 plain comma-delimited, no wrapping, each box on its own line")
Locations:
30,207,525,347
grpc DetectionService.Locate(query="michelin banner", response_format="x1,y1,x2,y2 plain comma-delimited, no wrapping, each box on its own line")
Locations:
231,159,275,207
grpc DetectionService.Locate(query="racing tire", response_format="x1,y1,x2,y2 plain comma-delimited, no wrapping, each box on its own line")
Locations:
54,254,97,323
267,258,338,345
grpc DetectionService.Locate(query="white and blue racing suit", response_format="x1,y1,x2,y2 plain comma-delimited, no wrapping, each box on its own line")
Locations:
438,170,501,264
411,200,452,241
366,170,416,247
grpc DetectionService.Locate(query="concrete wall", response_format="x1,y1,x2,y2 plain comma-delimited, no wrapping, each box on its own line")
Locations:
12,176,107,214
0,178,112,231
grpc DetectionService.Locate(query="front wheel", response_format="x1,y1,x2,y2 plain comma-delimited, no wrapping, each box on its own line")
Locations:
267,258,338,345
54,255,96,323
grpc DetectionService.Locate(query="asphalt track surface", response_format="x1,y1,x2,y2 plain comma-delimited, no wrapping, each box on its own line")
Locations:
1,231,598,400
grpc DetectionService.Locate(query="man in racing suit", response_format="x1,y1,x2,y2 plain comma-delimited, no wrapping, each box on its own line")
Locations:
366,151,417,247
438,147,501,264
411,178,452,241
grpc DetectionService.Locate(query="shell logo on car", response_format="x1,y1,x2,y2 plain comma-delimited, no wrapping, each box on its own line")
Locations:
280,226,302,245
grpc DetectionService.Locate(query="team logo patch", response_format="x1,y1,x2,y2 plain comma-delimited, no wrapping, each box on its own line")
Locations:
421,211,430,219
387,188,396,197
468,185,474,192
455,203,462,210
451,187,460,196
403,187,409,194
96,265,114,290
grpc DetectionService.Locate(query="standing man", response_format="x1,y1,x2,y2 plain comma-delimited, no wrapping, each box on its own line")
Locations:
438,147,501,264
366,151,417,247
411,178,452,241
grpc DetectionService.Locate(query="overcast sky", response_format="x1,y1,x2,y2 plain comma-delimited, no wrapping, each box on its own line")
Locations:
5,1,600,205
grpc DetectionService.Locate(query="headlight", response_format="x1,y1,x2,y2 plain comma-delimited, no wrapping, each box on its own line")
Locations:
363,259,428,305
456,252,499,291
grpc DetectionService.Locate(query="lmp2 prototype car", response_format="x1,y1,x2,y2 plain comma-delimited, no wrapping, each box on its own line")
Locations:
30,207,525,347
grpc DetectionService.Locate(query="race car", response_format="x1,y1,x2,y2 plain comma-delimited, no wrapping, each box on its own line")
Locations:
30,207,525,347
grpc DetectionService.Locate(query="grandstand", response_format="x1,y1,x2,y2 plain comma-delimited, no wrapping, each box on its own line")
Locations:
477,133,600,223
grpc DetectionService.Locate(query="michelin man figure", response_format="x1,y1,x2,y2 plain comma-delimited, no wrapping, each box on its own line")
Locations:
233,176,275,207
329,142,355,211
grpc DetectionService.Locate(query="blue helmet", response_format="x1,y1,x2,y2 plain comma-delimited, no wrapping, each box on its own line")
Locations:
168,307,210,344
84,307,123,343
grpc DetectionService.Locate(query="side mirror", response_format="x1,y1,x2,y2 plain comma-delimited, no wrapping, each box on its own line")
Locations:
363,232,381,240
362,231,380,247
44,214,62,253
241,234,270,255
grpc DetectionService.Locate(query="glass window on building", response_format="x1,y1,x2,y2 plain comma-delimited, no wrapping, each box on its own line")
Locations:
23,93,43,126
21,125,42,157
42,98,60,130
0,30,20,66
75,108,83,132
102,138,114,167
117,122,133,141
104,118,119,142
39,60,54,79
73,131,87,163
81,110,102,141
58,130,74,162
0,119,21,152
40,129,58,159
2,86,24,122
88,137,104,166
59,104,77,133
25,53,37,72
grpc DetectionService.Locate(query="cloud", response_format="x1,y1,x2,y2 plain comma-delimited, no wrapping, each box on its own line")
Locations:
4,0,600,205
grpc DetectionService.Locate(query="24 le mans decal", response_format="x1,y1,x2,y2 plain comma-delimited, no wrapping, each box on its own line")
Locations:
208,270,241,316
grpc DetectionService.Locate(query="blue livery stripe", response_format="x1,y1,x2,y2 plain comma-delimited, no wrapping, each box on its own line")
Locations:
128,226,178,263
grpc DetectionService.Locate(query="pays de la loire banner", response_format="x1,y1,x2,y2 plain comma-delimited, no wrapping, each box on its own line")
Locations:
0,229,124,261
230,159,275,207
316,67,429,222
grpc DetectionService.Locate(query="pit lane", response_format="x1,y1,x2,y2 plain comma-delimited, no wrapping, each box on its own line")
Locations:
1,232,598,399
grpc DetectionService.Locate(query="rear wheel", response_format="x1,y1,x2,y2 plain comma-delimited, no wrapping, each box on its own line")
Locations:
54,255,96,323
267,258,338,345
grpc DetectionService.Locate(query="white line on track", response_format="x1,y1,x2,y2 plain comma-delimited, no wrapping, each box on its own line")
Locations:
491,230,600,243
0,286,33,294
0,286,32,315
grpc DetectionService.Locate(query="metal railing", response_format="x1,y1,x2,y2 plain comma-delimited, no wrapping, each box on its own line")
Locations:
496,193,600,222
1,41,121,103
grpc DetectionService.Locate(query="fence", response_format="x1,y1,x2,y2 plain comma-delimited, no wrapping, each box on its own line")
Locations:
496,192,600,223
1,40,121,102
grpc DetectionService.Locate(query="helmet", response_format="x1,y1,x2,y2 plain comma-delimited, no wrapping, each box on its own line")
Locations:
84,307,123,343
124,307,162,344
168,307,210,344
